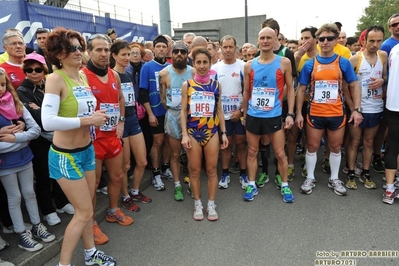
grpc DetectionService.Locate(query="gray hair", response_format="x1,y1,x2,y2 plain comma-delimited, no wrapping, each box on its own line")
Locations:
86,34,110,51
2,32,24,45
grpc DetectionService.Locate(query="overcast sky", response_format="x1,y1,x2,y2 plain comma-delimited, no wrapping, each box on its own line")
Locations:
68,0,371,39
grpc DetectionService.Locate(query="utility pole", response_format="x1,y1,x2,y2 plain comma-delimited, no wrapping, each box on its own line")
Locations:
245,0,248,43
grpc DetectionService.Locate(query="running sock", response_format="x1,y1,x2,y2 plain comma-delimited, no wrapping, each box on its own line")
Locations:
208,200,215,207
194,199,202,206
131,189,139,195
373,154,381,161
84,247,96,258
123,195,130,201
386,183,395,192
305,150,317,179
281,182,288,188
222,168,229,175
260,151,269,174
153,168,161,177
329,152,341,180
57,263,70,266
288,164,294,169
161,163,170,172
240,169,246,176
361,169,369,175
107,208,118,214
249,181,256,187
348,170,355,178
174,181,181,187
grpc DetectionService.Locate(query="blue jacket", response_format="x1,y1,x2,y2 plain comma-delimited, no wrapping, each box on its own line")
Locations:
0,106,40,170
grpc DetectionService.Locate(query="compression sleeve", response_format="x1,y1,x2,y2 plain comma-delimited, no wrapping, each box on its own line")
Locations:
139,88,149,104
41,93,81,131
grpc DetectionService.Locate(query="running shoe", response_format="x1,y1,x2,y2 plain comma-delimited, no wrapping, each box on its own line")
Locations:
359,172,377,189
243,185,258,201
121,197,140,212
382,190,396,205
345,174,357,190
218,173,230,189
162,168,174,182
228,161,240,174
256,172,269,188
372,157,385,174
85,249,116,266
56,203,75,215
106,208,134,226
322,158,331,173
342,164,362,177
281,186,294,203
328,178,347,196
32,223,55,243
93,224,108,245
300,178,316,194
193,205,204,221
152,175,165,191
207,205,219,221
174,185,184,201
288,166,295,181
274,174,282,190
130,191,152,203
301,163,307,177
0,235,9,251
239,174,249,189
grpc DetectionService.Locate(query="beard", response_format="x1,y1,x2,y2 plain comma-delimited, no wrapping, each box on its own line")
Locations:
173,60,187,70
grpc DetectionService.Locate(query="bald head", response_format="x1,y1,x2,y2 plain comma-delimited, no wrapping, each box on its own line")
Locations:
259,27,276,37
191,36,208,50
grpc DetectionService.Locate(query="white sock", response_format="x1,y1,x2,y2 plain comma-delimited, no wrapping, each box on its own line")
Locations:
131,189,139,196
84,247,96,258
288,164,294,169
329,152,341,180
194,199,202,206
386,183,395,192
249,181,256,187
306,150,317,179
174,181,181,187
58,263,71,266
123,195,130,201
281,182,288,188
208,200,215,207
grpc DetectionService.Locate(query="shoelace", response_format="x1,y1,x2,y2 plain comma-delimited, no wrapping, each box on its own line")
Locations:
207,205,217,215
92,250,113,262
194,205,203,214
245,185,254,193
21,231,37,246
35,223,49,237
304,179,314,186
281,187,292,194
154,175,163,185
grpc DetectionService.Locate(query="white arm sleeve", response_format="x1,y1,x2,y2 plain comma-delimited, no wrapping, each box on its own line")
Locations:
41,93,81,131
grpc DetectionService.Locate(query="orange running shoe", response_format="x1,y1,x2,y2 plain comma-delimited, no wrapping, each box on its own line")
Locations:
93,223,108,245
106,208,134,226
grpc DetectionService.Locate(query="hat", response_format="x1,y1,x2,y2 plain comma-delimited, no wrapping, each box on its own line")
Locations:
153,35,168,47
172,42,188,52
24,52,46,65
107,28,116,36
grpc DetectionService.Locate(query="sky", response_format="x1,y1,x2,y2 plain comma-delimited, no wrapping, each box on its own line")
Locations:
68,0,371,39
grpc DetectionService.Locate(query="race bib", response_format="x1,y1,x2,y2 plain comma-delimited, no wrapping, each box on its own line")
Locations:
251,87,275,111
72,86,96,117
155,71,160,92
221,94,241,118
99,103,120,131
314,80,338,103
190,91,215,117
121,82,135,106
168,87,182,109
361,79,381,100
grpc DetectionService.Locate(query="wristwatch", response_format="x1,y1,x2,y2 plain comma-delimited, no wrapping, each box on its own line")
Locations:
354,107,363,114
119,116,126,122
287,112,295,118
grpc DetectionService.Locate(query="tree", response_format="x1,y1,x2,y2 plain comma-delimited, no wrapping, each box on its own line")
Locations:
356,0,399,38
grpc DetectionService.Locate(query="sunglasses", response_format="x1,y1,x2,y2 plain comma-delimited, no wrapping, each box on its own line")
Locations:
36,28,50,34
172,49,187,55
390,22,399,28
318,36,336,42
68,45,83,53
24,67,44,73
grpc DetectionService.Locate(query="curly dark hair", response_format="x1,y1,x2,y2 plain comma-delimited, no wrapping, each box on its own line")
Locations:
45,27,86,69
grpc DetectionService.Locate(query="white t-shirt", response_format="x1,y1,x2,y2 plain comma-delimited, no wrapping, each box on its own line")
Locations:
386,44,399,111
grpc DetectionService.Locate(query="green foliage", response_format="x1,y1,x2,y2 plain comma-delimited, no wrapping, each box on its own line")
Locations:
356,0,399,38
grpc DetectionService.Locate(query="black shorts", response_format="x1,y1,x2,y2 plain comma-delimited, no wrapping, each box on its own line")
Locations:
307,114,346,131
150,115,166,135
246,115,282,135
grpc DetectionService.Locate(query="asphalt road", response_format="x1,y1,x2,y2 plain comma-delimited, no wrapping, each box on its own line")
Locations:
42,151,399,266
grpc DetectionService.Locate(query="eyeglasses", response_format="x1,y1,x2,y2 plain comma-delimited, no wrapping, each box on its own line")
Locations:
24,67,44,73
131,52,141,56
318,36,336,42
172,49,187,55
68,45,83,53
390,22,399,28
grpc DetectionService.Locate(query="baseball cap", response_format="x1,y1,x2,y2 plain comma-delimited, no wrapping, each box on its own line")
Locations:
23,52,46,65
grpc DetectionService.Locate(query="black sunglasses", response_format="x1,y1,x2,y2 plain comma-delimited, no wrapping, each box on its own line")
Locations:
172,49,187,55
318,36,336,42
68,45,83,53
24,67,44,73
390,22,399,28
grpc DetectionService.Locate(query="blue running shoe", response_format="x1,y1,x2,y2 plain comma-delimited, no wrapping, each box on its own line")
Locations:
243,185,258,201
281,186,294,203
